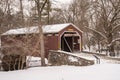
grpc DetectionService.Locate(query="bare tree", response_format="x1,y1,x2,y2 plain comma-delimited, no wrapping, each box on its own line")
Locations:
34,0,48,66
85,0,120,56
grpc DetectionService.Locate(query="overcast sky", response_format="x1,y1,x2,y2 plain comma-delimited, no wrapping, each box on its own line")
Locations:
53,0,72,4
57,0,72,3
51,0,72,9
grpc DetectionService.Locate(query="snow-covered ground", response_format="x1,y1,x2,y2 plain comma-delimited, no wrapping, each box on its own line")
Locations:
0,64,120,80
83,45,120,58
0,55,120,80
74,52,120,64
0,53,120,80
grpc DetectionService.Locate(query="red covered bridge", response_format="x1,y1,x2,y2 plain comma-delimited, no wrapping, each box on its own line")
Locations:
1,23,82,57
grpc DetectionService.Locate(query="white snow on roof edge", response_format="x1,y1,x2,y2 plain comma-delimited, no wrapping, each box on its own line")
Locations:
2,23,83,35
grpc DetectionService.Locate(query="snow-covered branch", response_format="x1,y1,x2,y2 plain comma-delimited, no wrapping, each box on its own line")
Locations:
111,24,120,33
84,26,107,39
108,38,120,46
112,38,120,43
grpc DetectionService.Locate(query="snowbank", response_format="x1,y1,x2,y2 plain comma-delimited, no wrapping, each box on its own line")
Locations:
27,56,48,67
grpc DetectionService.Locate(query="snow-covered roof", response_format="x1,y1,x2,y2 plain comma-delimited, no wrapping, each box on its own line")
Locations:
2,23,81,35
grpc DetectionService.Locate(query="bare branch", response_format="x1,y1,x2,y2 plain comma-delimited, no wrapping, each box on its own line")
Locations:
40,0,47,13
108,38,120,46
84,26,107,39
111,24,120,33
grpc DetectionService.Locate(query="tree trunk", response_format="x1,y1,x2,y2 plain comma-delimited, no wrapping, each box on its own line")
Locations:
39,30,45,66
98,41,100,53
108,32,115,56
35,0,46,66
19,0,24,26
47,0,50,24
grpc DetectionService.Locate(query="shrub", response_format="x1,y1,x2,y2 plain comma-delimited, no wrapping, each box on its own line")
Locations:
1,54,26,71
